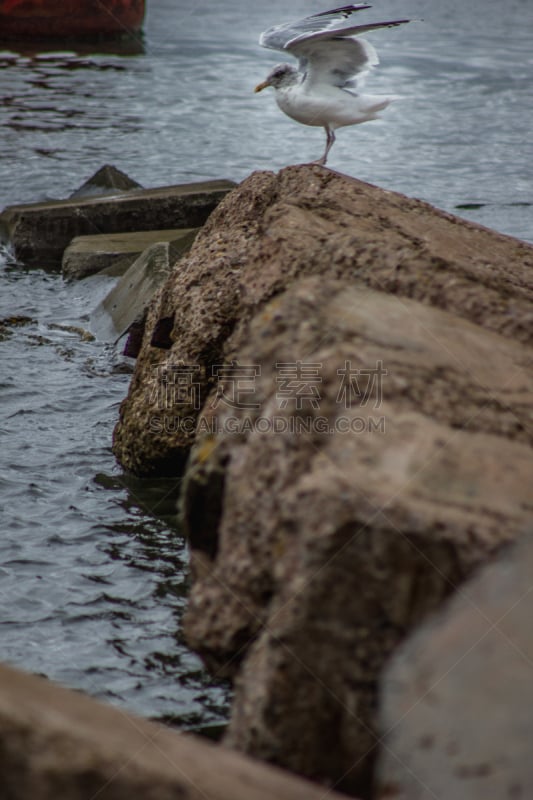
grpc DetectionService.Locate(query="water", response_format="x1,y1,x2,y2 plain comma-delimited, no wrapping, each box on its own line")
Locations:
1,0,532,240
0,0,532,728
0,266,230,728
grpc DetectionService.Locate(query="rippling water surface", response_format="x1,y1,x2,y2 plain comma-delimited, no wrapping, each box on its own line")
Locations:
0,0,531,727
0,266,230,726
1,0,532,239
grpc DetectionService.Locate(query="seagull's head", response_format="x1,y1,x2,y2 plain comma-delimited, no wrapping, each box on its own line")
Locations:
255,64,298,93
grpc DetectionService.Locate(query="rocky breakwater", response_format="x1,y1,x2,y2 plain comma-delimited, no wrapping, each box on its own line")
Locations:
112,165,533,797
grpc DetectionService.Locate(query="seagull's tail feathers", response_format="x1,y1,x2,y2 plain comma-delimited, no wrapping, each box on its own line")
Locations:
360,95,392,114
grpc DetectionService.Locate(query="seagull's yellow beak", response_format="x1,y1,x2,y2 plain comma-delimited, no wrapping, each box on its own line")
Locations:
254,80,270,93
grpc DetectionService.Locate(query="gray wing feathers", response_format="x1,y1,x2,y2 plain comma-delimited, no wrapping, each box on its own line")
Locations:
259,6,411,89
291,38,378,87
287,18,411,48
260,5,410,53
259,4,372,51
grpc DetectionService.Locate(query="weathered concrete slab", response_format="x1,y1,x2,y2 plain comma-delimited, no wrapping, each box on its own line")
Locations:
63,227,199,280
376,533,533,800
92,235,196,342
0,178,235,270
0,661,352,800
69,164,143,199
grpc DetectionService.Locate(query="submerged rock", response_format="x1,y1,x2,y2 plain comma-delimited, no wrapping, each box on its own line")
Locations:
376,533,533,800
0,314,33,342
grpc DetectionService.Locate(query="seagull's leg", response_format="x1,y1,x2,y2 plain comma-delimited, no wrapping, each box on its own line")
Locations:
313,126,336,166
325,127,336,163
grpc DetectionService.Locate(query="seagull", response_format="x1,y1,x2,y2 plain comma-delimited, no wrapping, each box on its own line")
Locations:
254,4,411,165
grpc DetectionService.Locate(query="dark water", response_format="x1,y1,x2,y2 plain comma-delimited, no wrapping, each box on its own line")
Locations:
0,0,532,727
0,267,230,727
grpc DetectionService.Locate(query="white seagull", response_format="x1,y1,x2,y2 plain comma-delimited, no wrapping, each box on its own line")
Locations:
255,4,411,165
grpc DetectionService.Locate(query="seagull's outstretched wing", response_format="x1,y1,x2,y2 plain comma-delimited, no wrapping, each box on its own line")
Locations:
259,4,372,51
260,5,411,89
290,37,378,89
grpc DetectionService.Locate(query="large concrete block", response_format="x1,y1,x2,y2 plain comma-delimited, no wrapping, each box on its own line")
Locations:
108,164,533,792
0,661,351,800
62,227,199,280
376,534,533,799
92,232,198,342
0,179,235,270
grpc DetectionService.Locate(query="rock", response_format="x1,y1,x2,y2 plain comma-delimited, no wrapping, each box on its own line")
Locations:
0,178,235,270
376,533,533,800
92,235,197,342
180,277,533,797
0,314,33,342
68,164,143,199
110,165,533,792
112,166,533,476
0,660,352,800
62,227,199,280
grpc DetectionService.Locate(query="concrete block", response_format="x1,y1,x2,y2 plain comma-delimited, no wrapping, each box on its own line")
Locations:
0,179,235,270
0,661,351,800
92,235,194,342
69,164,143,199
62,227,199,280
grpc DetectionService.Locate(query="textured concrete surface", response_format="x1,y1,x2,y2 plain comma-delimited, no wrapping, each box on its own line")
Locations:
0,660,353,800
181,279,533,796
0,179,235,269
112,165,533,475
376,533,533,799
95,235,197,340
63,227,199,280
